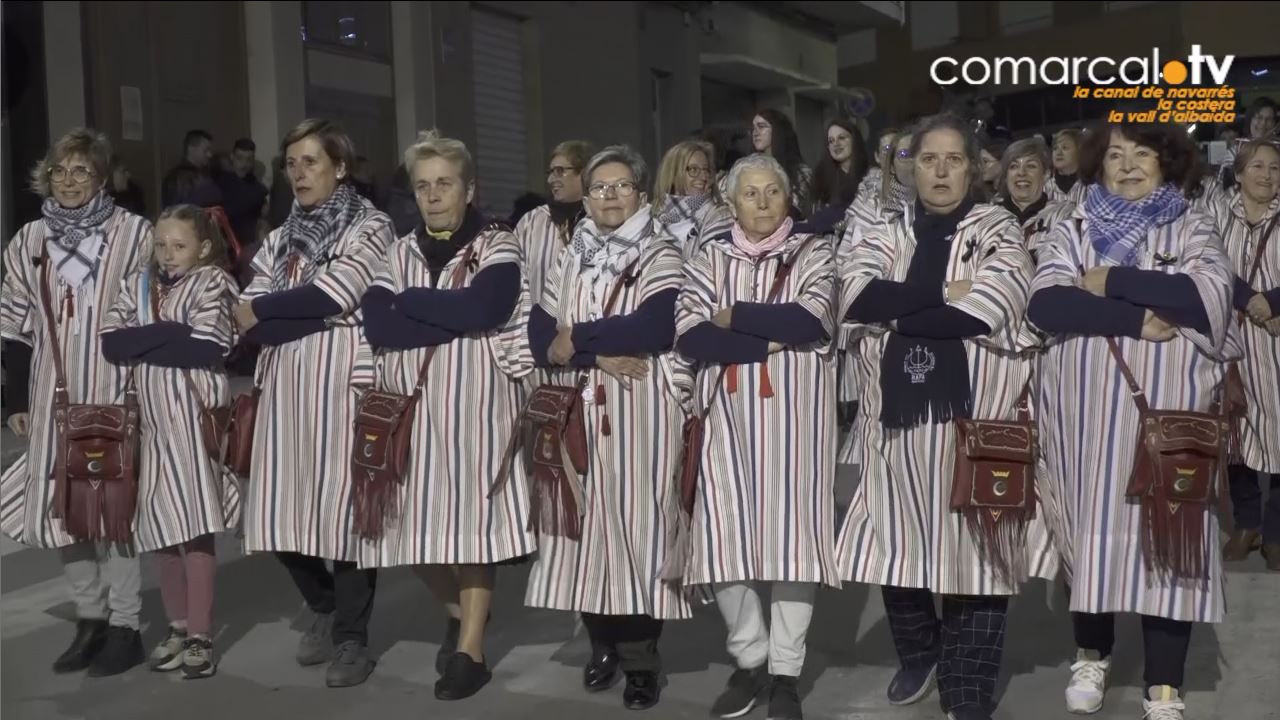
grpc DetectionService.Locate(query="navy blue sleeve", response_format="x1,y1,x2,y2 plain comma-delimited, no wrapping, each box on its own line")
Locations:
1028,286,1146,338
101,322,190,363
140,333,225,369
1234,276,1256,312
730,301,828,345
569,352,598,369
571,289,678,356
244,318,328,346
529,304,559,367
361,287,460,350
397,263,520,333
677,322,769,364
894,307,991,339
1265,287,1280,316
846,279,944,322
3,341,31,413
1105,267,1210,332
252,284,343,320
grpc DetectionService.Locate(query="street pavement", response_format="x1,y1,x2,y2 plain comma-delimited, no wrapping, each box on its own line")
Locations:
2,428,1278,720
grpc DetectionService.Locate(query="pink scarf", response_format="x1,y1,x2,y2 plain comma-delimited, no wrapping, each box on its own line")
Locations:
731,217,794,258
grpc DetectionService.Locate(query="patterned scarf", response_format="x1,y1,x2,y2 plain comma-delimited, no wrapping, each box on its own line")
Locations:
274,182,365,288
1083,183,1187,267
42,191,115,287
883,173,915,216
655,193,713,229
571,204,653,314
731,217,794,259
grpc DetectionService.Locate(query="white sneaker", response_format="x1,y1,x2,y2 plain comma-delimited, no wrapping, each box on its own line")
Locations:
148,625,187,672
1143,686,1185,720
1065,649,1110,714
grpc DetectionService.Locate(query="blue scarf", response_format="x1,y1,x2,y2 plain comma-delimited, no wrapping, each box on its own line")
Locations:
1083,183,1186,267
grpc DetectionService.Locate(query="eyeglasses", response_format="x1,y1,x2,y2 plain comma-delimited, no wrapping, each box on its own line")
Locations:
587,180,638,199
880,144,895,153
685,165,712,178
547,166,577,179
895,149,913,160
49,166,94,184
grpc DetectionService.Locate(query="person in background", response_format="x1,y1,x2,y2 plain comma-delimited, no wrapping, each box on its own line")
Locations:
1048,129,1087,205
1217,138,1280,570
749,109,813,218
377,164,423,239
995,137,1075,258
267,154,294,231
812,119,870,213
508,191,546,228
1220,98,1278,191
651,138,725,259
517,140,594,309
976,137,1007,201
106,155,146,217
855,127,896,208
351,155,377,203
2,128,154,677
162,129,223,208
216,138,269,272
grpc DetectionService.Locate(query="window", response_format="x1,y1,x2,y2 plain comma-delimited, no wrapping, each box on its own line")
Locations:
470,8,529,220
302,1,392,61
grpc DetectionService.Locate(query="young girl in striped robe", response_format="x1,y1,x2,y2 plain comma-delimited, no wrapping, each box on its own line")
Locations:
101,204,241,679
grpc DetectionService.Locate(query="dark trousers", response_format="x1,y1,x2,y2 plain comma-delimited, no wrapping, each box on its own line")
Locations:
882,586,1009,715
1072,611,1192,689
276,552,377,645
581,612,664,674
1228,465,1280,543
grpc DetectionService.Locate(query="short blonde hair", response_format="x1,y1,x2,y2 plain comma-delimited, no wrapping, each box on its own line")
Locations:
653,140,716,210
30,128,112,198
404,130,474,184
550,140,594,173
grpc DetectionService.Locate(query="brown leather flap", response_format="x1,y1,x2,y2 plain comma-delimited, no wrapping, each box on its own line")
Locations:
1140,410,1227,456
525,385,579,428
64,404,131,439
355,390,418,433
956,418,1036,464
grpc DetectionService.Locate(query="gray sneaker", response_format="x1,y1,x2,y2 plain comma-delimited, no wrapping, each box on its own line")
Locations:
325,640,375,688
296,612,335,666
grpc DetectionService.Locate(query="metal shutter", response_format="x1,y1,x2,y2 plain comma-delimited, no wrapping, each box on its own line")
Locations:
470,9,527,220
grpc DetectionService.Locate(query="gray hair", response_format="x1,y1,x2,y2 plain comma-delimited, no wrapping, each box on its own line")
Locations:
908,113,981,187
404,129,474,184
584,145,648,193
724,153,791,201
998,137,1051,197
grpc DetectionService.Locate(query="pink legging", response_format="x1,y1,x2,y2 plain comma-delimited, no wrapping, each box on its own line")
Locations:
153,534,217,636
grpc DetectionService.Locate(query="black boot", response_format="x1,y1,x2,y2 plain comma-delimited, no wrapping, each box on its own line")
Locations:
583,646,620,692
87,626,145,677
623,671,661,710
52,619,109,673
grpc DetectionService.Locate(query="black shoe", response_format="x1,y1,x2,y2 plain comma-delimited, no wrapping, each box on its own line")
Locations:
436,618,461,675
767,675,803,720
584,646,621,692
711,665,768,718
87,626,145,677
624,671,661,710
53,619,109,673
887,661,937,705
435,652,492,701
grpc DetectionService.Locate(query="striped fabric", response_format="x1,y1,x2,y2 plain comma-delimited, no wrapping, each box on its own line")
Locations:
239,209,395,562
1029,205,1236,622
1044,178,1087,207
1019,200,1076,258
834,203,1058,596
672,232,841,588
0,209,153,548
1214,192,1280,473
99,265,242,552
515,205,571,309
653,201,732,262
357,227,535,568
525,234,691,619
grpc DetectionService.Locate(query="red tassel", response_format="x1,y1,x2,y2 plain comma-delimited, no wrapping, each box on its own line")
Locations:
528,470,582,541
963,507,1030,586
351,472,401,541
759,366,775,399
64,287,74,320
1142,496,1207,581
103,479,136,544
727,364,739,394
601,414,612,436
595,384,606,405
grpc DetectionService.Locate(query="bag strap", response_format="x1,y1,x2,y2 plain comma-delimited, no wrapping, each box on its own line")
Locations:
411,240,480,392
695,234,819,421
1014,376,1033,424
1245,211,1276,287
37,247,69,391
569,254,643,388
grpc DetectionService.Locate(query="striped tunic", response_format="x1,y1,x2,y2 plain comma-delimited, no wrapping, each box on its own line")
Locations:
1,209,153,548
1214,192,1280,473
1030,207,1235,622
99,266,242,551
1019,200,1076,258
653,201,732,261
240,208,394,562
357,227,535,567
525,235,691,618
673,232,841,588
835,203,1057,596
515,204,572,308
1045,178,1087,207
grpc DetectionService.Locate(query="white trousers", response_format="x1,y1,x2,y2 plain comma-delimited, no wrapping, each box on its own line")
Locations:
714,581,816,677
58,541,141,630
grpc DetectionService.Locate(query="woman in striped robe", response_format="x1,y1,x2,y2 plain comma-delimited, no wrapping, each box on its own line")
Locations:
2,129,153,677
517,140,593,309
1047,128,1087,206
235,119,393,689
836,127,915,467
994,136,1076,260
674,153,837,720
834,114,1054,720
100,205,241,678
358,132,534,701
1027,121,1236,720
1215,139,1280,569
526,145,688,711
651,139,725,260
